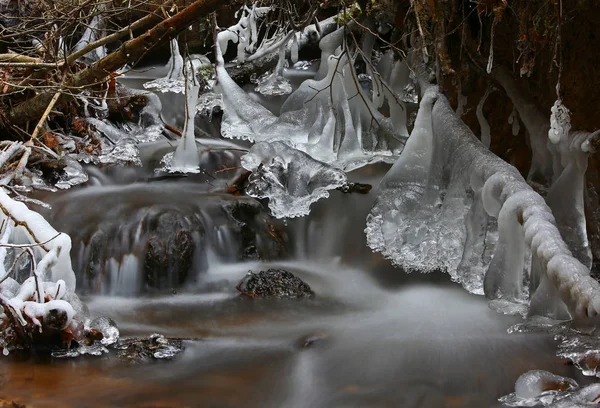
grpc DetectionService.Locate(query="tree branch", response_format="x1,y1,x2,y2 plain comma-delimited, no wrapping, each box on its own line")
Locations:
7,0,226,127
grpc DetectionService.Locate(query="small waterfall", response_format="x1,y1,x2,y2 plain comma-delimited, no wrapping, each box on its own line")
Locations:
44,183,288,295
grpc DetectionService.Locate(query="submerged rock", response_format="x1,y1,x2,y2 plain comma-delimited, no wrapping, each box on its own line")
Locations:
236,268,314,299
116,334,184,362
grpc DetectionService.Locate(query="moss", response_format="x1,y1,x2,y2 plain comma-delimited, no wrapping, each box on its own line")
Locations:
335,3,363,25
197,64,215,81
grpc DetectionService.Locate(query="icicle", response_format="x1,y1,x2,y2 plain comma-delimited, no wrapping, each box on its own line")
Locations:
73,15,106,61
143,38,188,93
483,190,528,303
545,130,593,269
476,87,493,148
486,18,497,74
254,43,292,96
367,85,600,320
508,107,520,136
170,62,201,173
371,51,391,109
291,34,299,64
167,38,184,81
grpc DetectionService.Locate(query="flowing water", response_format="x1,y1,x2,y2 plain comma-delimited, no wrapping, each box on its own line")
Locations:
0,66,585,408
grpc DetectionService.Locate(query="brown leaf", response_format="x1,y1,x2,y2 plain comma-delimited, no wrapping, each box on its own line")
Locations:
42,132,59,150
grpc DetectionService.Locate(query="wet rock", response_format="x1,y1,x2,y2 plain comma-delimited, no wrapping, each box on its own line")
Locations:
115,334,184,362
143,211,197,290
236,269,314,299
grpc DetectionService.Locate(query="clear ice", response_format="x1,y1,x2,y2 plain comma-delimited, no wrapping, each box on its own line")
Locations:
241,141,347,219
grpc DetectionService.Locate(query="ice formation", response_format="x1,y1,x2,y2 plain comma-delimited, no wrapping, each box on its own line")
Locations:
218,4,272,63
365,85,600,320
216,25,408,171
511,317,600,379
476,86,493,148
83,91,165,166
143,38,211,94
254,44,292,96
241,141,347,218
167,62,201,173
500,370,600,407
0,189,116,354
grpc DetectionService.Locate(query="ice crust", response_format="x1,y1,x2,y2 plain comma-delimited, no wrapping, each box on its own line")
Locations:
241,141,347,218
366,86,600,320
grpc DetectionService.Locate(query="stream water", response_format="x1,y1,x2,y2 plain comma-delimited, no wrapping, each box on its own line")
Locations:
0,64,585,408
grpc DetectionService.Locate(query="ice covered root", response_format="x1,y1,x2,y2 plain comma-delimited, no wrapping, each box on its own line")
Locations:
366,86,600,321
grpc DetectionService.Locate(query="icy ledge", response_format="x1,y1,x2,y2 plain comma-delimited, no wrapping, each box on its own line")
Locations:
241,141,347,219
366,87,600,320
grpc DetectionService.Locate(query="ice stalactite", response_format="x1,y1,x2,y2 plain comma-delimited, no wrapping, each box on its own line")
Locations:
544,129,598,270
241,141,347,219
169,62,201,173
73,14,107,61
508,107,520,136
384,58,412,138
216,26,407,171
254,42,292,96
366,85,600,320
166,38,185,81
476,86,493,148
486,18,497,74
144,38,210,94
